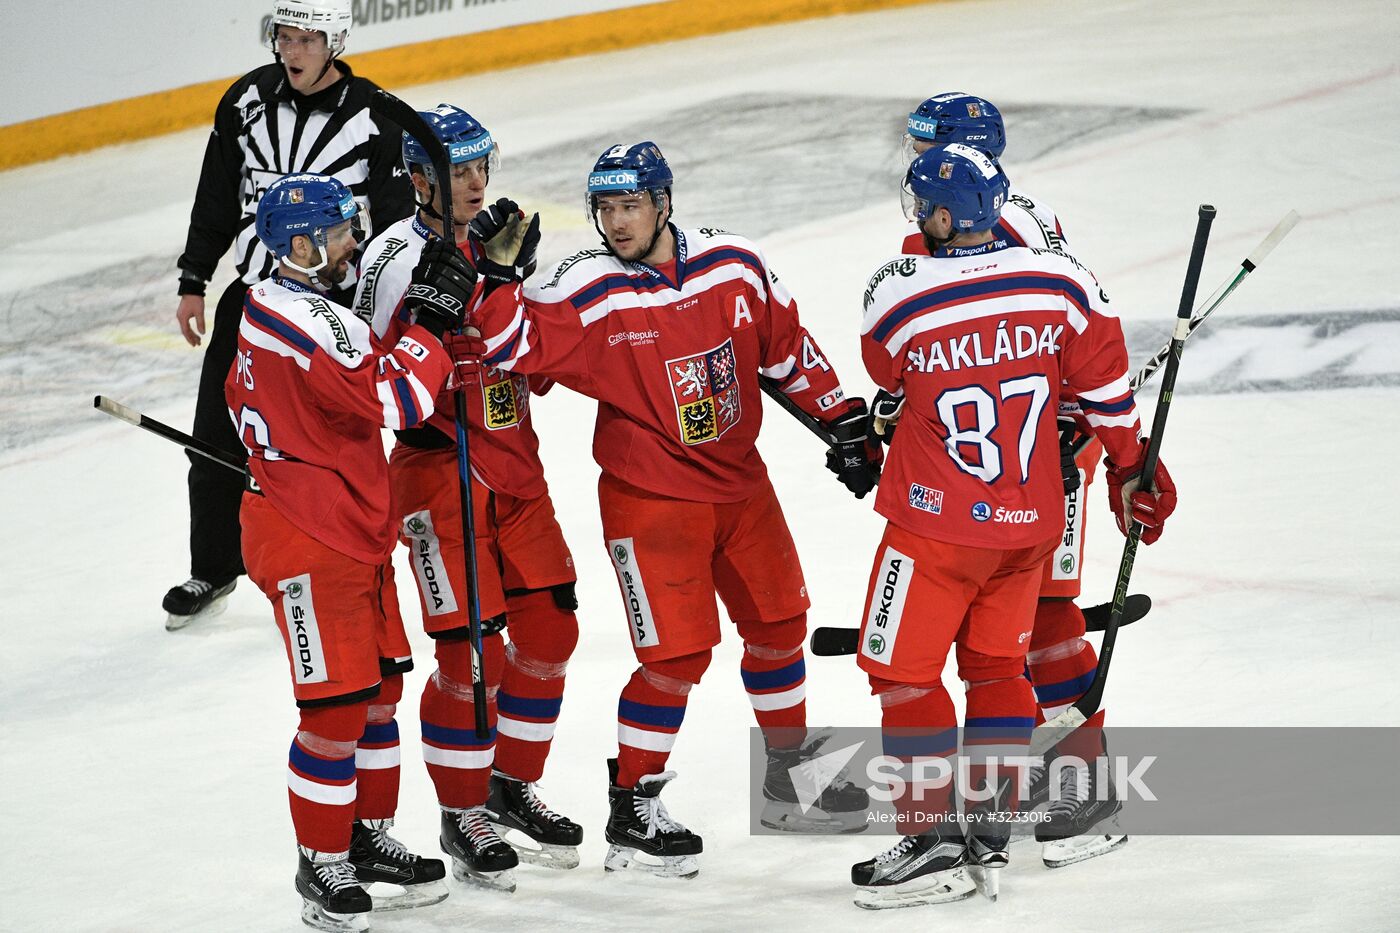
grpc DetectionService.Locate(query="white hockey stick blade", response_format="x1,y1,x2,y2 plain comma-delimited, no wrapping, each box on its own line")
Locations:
94,395,141,425
1029,707,1088,757
1244,209,1300,269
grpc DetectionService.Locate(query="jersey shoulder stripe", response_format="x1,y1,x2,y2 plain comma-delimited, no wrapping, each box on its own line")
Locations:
870,267,1092,344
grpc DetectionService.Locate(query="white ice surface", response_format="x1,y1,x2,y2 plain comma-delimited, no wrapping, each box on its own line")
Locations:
3,0,1400,930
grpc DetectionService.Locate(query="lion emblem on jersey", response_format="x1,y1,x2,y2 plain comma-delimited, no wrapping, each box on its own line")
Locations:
480,368,530,430
666,339,741,446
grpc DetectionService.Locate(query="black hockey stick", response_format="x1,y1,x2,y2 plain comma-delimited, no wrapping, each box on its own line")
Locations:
1030,204,1216,756
370,89,489,739
94,396,248,475
810,593,1152,658
758,376,838,446
1065,209,1300,457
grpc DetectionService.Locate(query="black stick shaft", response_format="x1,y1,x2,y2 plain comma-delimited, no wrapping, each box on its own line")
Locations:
370,90,489,739
94,396,247,475
758,377,837,446
1077,204,1215,719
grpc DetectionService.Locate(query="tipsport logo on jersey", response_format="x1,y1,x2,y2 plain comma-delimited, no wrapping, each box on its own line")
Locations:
667,338,741,446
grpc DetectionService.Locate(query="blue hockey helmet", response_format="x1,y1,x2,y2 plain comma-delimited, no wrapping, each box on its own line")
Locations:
903,93,1007,163
585,141,673,220
902,144,1010,233
402,104,499,182
255,173,362,280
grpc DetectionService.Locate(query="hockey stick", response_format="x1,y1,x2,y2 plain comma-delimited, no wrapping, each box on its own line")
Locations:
1029,204,1216,757
1068,209,1300,456
94,395,248,476
758,376,838,446
370,89,490,739
810,593,1151,657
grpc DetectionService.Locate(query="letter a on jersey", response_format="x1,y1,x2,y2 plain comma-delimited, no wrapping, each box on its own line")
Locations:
732,293,754,329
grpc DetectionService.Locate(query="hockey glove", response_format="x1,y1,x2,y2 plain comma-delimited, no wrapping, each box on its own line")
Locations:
468,197,541,288
406,237,477,338
869,389,905,446
1105,441,1177,544
443,329,486,392
825,399,882,499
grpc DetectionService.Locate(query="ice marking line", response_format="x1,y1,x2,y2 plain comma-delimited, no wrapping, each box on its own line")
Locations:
1030,64,1400,175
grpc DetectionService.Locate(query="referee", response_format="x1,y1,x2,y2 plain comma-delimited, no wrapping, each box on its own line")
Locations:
165,0,412,629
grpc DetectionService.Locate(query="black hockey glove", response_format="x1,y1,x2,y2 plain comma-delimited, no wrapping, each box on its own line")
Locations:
869,389,905,446
1058,421,1085,495
468,197,541,290
825,399,881,499
406,237,477,339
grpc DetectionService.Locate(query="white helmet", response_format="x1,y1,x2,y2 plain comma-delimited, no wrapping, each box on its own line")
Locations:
265,0,353,56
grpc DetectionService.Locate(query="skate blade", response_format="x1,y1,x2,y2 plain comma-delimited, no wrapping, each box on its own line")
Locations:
853,867,976,910
760,800,868,835
968,864,1001,901
300,899,369,932
165,594,230,631
493,824,582,870
450,859,517,893
1042,832,1127,869
364,879,449,911
603,844,699,880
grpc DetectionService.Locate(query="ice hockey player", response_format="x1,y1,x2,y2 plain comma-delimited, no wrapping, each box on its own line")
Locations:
459,141,879,877
163,0,412,630
228,173,481,931
353,105,583,890
849,145,1176,909
886,92,1127,866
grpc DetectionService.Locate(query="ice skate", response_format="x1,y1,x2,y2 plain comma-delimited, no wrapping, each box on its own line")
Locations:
760,729,869,834
1036,760,1128,868
162,577,235,631
485,771,583,869
604,758,702,879
296,847,371,932
440,805,519,892
348,818,448,910
851,828,975,910
966,828,1010,901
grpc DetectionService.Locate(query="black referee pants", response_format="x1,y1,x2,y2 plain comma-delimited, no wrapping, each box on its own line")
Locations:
185,277,251,584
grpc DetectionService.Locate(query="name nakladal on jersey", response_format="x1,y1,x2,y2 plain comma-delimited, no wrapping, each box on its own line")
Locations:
905,322,1064,374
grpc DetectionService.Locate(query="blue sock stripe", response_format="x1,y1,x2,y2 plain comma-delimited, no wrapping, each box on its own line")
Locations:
617,698,686,729
740,657,807,692
421,721,497,748
289,740,355,782
497,692,563,720
1034,670,1097,704
360,721,399,745
881,728,958,759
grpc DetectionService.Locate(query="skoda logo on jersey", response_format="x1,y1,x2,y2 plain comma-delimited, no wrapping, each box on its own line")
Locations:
868,634,886,655
614,544,629,565
588,170,640,192
449,134,494,162
1060,554,1076,574
286,582,303,599
971,502,992,523
407,517,427,535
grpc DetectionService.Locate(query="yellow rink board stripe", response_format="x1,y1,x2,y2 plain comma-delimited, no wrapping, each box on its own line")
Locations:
0,0,935,171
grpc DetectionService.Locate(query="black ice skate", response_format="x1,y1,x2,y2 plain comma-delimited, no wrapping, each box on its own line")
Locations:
161,576,235,631
296,847,372,932
604,758,702,879
851,827,975,910
761,730,870,834
485,771,583,869
1035,759,1128,868
440,805,519,892
349,818,448,910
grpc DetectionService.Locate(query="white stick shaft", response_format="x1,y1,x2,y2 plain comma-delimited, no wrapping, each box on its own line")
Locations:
1246,209,1301,268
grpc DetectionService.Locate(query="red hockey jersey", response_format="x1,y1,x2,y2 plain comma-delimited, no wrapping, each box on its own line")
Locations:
226,276,452,563
860,241,1141,549
353,214,549,499
471,226,856,503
